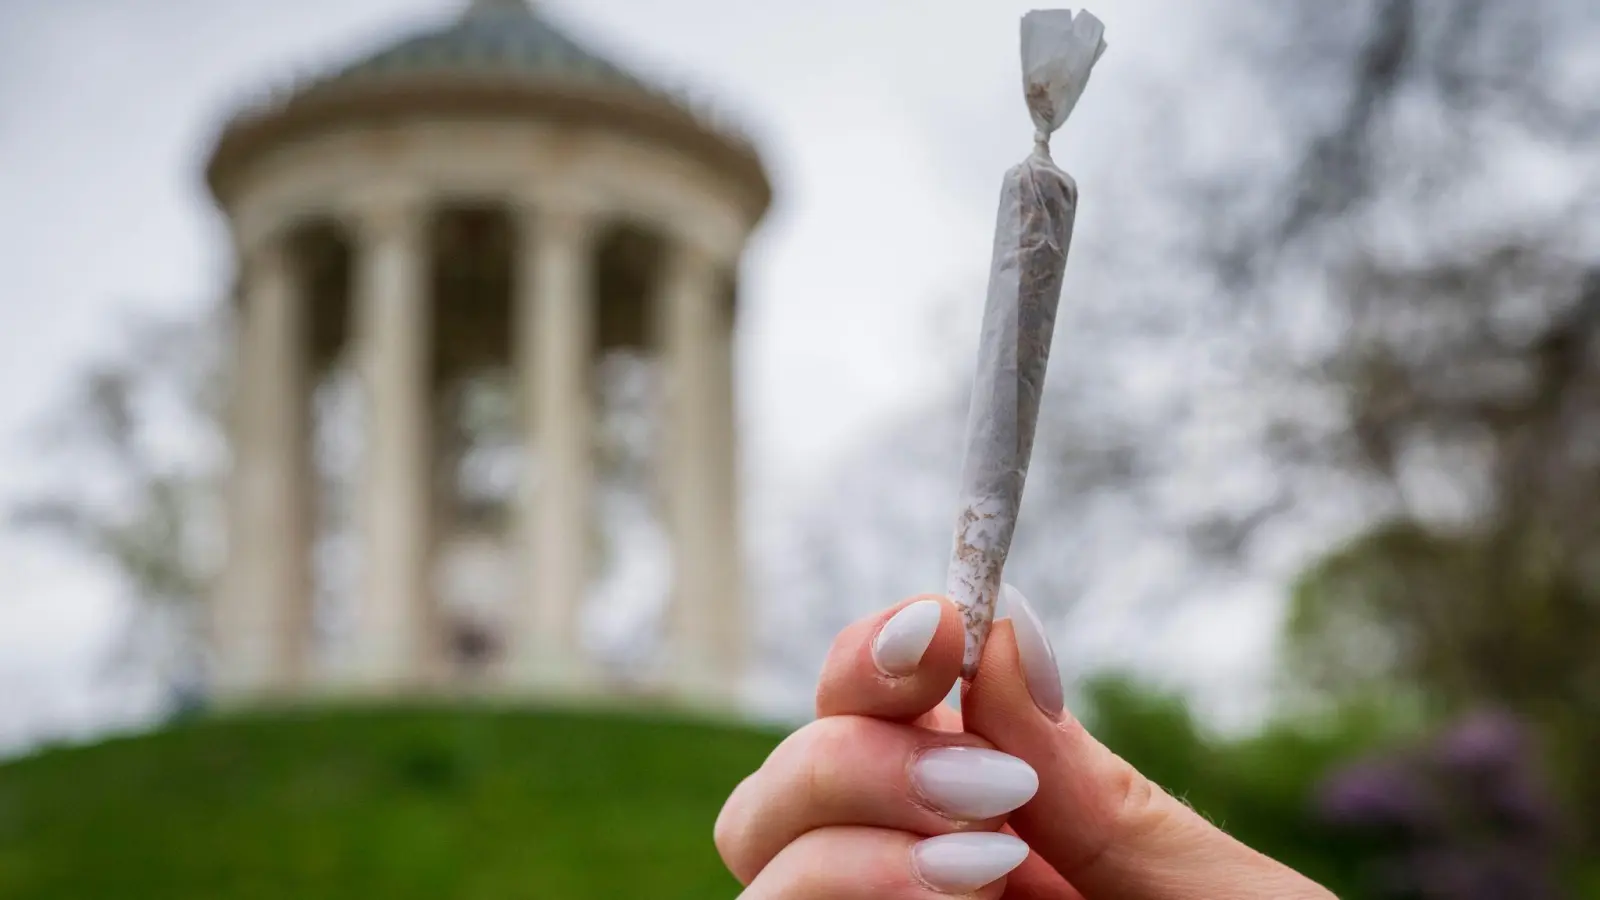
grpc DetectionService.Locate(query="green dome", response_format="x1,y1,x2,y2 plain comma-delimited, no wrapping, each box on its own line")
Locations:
205,0,772,219
328,0,647,94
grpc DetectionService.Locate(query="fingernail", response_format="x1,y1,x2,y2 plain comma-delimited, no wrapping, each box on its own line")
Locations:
872,599,942,676
1001,583,1064,717
912,833,1030,894
911,747,1038,820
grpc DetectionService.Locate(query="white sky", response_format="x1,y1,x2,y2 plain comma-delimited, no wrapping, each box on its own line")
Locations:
0,0,1250,753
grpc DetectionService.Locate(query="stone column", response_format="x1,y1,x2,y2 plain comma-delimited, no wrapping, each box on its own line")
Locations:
214,229,313,700
658,239,743,706
350,198,436,691
510,202,598,691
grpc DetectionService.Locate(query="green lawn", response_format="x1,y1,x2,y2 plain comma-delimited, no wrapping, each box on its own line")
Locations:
0,704,786,899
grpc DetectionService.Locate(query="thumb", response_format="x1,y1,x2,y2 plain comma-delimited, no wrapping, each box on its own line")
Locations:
961,585,1332,900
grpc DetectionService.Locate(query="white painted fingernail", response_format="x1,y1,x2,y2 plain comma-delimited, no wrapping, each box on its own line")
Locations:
1001,584,1064,718
911,747,1038,820
872,599,943,676
912,832,1030,894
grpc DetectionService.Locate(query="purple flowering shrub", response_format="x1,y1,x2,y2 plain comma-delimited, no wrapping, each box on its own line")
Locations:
1316,712,1566,900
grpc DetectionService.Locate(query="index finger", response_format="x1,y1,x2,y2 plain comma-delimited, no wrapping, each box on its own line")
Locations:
815,595,965,723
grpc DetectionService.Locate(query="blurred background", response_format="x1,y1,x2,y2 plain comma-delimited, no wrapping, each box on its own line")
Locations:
2,0,1598,897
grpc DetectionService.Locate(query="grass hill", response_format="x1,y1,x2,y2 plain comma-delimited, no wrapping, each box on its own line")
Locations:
0,705,786,899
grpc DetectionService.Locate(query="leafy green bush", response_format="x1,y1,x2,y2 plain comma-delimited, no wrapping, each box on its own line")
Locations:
1081,677,1599,899
1078,676,1382,896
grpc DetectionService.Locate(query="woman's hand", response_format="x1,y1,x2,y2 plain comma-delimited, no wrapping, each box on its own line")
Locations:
716,596,1039,897
714,588,1336,899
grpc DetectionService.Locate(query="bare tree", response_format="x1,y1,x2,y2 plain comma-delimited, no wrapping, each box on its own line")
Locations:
1194,0,1600,848
12,312,228,701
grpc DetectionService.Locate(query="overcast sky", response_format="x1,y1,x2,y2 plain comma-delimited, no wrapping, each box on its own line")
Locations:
0,0,1245,752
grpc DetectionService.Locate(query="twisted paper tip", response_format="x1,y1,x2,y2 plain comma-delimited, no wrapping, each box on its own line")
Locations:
1021,9,1107,141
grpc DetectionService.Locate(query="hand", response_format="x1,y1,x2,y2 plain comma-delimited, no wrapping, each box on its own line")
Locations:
715,587,1336,899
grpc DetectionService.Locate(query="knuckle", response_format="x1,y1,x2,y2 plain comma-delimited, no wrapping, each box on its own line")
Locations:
1064,754,1171,880
714,775,756,880
712,784,741,855
780,716,866,807
1104,755,1166,843
719,718,881,886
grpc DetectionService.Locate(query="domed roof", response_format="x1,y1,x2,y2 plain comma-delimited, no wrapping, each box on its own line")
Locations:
328,0,647,95
204,0,770,218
